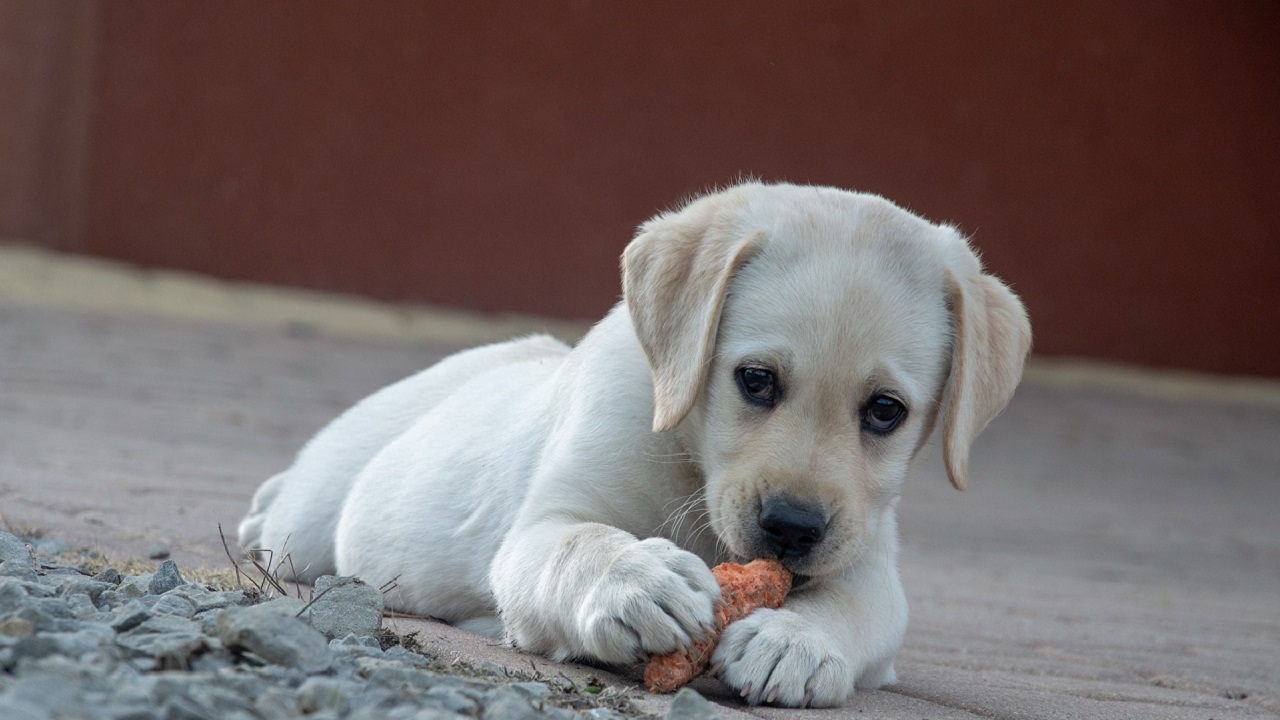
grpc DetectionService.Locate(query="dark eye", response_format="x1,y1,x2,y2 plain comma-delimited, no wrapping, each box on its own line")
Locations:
736,366,778,406
863,395,906,433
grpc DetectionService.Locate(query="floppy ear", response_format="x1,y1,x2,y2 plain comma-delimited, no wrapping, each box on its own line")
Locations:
940,257,1032,491
622,201,764,432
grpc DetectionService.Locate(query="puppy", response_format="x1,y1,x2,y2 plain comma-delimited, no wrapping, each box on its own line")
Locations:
238,182,1030,707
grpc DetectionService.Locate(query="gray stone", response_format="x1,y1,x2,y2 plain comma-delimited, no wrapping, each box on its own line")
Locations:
0,563,37,582
420,685,478,715
510,681,552,699
169,584,235,613
259,595,308,615
115,607,202,661
19,580,54,598
406,710,469,720
481,685,545,720
157,693,215,720
304,575,384,640
131,613,199,636
0,578,34,617
30,598,80,635
151,593,196,618
11,626,113,662
217,601,331,673
76,644,124,676
96,589,123,609
253,662,310,689
117,575,151,598
33,596,74,620
114,614,201,662
115,614,205,667
92,567,122,585
0,533,35,582
65,592,109,622
344,706,397,720
382,644,432,666
333,633,382,650
148,543,171,560
328,634,384,660
297,676,358,715
154,635,210,670
666,687,720,720
110,599,153,632
48,617,92,633
187,648,235,673
38,567,82,583
0,663,90,716
195,609,221,636
358,657,442,693
150,673,256,717
0,531,30,565
0,617,35,639
6,607,48,634
148,560,185,595
56,576,111,605
252,686,300,720
210,673,274,705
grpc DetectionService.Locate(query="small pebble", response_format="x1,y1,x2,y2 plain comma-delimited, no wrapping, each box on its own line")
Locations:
91,568,121,585
305,575,383,640
148,544,171,560
666,687,719,720
148,560,185,595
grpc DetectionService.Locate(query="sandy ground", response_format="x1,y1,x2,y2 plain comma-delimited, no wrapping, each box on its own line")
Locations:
2,244,1278,718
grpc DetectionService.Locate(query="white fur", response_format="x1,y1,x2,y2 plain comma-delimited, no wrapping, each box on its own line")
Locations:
239,182,1030,707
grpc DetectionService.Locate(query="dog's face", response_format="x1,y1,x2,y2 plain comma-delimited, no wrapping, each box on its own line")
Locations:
624,183,1031,579
697,230,953,576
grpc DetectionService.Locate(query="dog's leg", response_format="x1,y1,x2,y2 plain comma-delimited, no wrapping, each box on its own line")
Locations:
490,520,720,665
709,552,908,708
237,471,286,556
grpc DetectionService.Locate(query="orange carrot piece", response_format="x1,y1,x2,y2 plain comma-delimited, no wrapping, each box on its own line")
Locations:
644,558,792,693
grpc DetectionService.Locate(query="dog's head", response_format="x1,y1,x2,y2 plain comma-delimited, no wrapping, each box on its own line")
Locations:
623,183,1031,577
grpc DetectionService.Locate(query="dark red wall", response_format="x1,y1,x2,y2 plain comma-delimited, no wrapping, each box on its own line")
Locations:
4,2,1278,376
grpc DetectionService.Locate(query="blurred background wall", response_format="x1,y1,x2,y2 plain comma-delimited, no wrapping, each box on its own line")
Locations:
2,1,1276,377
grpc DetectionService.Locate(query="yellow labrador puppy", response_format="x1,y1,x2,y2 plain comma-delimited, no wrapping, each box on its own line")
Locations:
239,182,1030,707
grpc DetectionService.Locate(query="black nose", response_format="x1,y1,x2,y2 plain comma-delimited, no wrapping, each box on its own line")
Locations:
759,497,826,558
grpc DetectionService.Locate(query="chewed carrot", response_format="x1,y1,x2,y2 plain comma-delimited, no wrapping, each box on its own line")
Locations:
644,558,793,693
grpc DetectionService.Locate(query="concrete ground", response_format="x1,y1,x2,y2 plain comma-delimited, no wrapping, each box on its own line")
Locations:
2,244,1278,719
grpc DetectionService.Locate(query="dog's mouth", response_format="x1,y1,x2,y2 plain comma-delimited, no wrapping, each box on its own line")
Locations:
787,572,812,590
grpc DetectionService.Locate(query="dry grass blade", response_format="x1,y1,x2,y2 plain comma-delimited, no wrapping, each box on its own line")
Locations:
216,522,247,591
285,553,304,599
245,550,290,597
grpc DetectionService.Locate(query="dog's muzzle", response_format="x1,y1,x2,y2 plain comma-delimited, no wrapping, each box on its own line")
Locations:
758,496,827,560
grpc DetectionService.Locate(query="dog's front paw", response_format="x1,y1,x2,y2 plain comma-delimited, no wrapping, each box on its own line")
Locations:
576,538,719,663
711,608,854,708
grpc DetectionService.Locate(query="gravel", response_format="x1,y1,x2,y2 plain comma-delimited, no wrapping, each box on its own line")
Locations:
0,530,714,719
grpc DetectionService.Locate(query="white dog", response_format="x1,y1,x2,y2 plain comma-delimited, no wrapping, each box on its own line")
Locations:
239,182,1030,707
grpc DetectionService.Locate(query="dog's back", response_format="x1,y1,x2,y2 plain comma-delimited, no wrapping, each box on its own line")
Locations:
237,334,570,582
